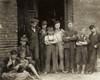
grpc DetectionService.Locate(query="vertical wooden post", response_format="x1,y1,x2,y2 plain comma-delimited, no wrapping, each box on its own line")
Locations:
64,0,68,30
33,0,38,18
68,0,73,23
64,0,73,29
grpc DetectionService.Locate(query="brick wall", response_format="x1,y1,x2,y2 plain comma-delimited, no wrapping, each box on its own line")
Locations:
0,0,18,63
73,0,100,34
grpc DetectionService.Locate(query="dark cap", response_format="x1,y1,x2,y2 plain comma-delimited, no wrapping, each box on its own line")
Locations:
30,18,39,23
42,21,47,25
89,25,95,30
10,50,18,55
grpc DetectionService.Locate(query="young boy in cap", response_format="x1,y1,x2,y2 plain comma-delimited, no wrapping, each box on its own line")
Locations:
76,28,88,74
27,18,40,73
39,21,47,72
18,36,35,66
54,21,65,72
86,25,100,74
44,27,58,74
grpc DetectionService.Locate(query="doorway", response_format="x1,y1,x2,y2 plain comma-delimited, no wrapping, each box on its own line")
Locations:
38,0,64,28
17,0,69,44
17,0,38,44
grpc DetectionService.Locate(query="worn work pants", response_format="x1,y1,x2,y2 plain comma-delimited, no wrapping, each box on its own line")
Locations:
86,48,97,72
64,47,76,71
30,44,40,72
56,43,64,71
39,44,46,72
76,46,87,65
45,45,56,72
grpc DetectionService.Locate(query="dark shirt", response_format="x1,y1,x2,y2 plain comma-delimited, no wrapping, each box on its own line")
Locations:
27,26,40,49
63,29,77,48
17,45,32,57
89,32,100,48
39,29,47,45
2,57,20,73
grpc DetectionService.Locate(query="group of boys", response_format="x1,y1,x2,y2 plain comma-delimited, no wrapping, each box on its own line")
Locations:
2,18,100,80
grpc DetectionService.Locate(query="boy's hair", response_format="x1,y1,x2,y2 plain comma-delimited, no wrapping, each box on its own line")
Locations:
54,21,60,24
89,25,95,30
10,50,18,55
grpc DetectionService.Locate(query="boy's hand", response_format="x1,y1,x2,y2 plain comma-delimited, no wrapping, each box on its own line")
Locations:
26,57,32,60
66,37,70,39
7,58,13,67
94,45,98,48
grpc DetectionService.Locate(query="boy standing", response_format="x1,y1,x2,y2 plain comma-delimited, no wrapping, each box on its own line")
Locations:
39,21,47,72
76,29,88,74
86,25,100,74
63,22,77,73
44,27,57,74
54,21,65,72
27,18,40,72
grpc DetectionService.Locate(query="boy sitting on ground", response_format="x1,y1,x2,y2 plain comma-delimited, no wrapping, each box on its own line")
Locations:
18,51,42,80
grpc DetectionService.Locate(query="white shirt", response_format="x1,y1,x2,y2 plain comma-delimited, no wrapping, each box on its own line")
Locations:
31,27,36,32
54,29,64,42
45,34,57,45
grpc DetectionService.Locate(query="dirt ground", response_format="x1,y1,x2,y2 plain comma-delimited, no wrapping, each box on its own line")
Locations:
39,72,100,80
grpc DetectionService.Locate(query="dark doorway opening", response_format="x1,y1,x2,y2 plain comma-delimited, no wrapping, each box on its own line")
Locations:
17,0,66,44
38,0,64,28
17,0,38,44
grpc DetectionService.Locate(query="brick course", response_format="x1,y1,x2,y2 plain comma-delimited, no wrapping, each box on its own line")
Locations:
0,0,18,63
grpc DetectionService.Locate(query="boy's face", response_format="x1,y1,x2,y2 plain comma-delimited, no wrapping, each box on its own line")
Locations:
20,53,25,59
23,35,26,37
68,23,73,29
11,54,17,60
31,22,38,27
81,29,85,35
54,23,60,29
90,28,96,33
48,31,54,35
42,25,47,29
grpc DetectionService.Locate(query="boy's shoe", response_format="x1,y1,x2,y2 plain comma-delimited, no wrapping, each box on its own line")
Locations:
76,71,80,74
81,71,85,74
71,69,75,74
85,71,88,74
54,71,58,74
88,72,93,74
44,72,47,74
62,70,68,73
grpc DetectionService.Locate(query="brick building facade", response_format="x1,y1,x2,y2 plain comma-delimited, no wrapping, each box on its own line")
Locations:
0,0,100,68
0,0,18,64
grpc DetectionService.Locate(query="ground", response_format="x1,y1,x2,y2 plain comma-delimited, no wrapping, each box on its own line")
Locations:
38,72,100,80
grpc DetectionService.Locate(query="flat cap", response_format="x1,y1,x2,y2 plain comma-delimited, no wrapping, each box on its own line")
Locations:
30,18,39,23
42,21,47,25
